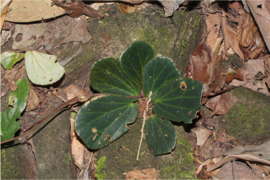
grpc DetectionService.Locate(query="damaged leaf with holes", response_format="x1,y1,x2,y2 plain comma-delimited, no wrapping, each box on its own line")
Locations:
75,41,203,155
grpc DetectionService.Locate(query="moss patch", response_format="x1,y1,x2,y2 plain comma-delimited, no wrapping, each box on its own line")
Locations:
88,3,203,75
1,149,20,179
221,87,270,144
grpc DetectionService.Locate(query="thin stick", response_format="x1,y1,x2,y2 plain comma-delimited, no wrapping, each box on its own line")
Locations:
202,86,237,98
136,91,152,161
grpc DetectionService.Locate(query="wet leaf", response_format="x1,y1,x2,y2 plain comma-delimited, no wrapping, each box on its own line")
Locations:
25,51,65,85
90,58,140,96
142,57,181,101
75,95,138,149
120,41,154,89
0,52,24,70
1,106,21,141
8,78,29,113
153,78,203,123
145,115,176,155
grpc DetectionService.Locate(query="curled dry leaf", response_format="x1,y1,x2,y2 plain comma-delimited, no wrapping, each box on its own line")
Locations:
26,88,40,112
125,168,160,180
158,0,186,17
205,93,238,116
193,126,213,147
225,67,244,84
64,84,89,100
119,2,151,13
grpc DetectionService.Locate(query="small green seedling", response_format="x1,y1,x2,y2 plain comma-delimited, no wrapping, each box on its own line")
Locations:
75,41,203,155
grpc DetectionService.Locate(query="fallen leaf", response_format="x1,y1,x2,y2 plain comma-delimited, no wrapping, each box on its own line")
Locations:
12,23,47,50
264,57,270,87
25,51,64,85
205,13,222,49
5,0,66,22
193,126,213,147
0,0,11,30
158,0,185,17
0,29,11,46
125,168,160,180
4,68,18,91
119,2,151,13
225,67,244,84
26,88,40,112
215,161,259,179
196,157,222,174
64,84,89,100
185,41,212,84
0,52,24,70
205,93,238,116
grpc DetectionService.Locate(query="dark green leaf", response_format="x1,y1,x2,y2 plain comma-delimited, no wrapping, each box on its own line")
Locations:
75,95,138,149
0,52,24,70
145,115,176,155
8,78,29,113
153,78,202,123
90,58,140,96
1,107,21,141
120,41,154,89
143,57,181,101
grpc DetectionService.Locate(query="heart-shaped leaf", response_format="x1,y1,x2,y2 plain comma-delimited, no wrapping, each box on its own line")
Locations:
0,52,24,70
145,115,176,155
90,58,140,96
120,41,154,89
8,78,29,113
75,95,138,149
1,107,21,141
143,57,181,101
25,51,65,85
153,78,202,123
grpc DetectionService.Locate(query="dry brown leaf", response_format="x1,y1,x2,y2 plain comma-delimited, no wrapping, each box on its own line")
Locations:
0,0,11,30
205,93,238,116
206,13,222,49
119,2,151,13
264,57,270,88
215,161,259,179
247,0,270,52
26,88,40,112
196,157,222,174
222,10,244,59
37,15,91,51
193,126,213,147
12,23,47,50
225,67,244,84
185,42,212,84
125,168,160,180
4,68,17,91
64,84,89,100
5,0,65,22
0,29,11,46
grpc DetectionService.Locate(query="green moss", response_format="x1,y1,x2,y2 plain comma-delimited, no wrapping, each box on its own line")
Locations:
95,156,107,180
1,149,20,179
221,87,270,144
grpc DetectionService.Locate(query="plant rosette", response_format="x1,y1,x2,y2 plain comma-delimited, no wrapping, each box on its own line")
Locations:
75,41,203,155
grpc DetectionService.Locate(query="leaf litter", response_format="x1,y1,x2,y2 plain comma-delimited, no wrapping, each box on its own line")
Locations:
2,0,270,179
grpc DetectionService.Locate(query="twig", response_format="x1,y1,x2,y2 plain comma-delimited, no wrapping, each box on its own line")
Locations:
202,86,237,98
136,91,152,161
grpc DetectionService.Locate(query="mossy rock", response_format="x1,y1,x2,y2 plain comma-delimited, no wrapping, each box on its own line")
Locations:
221,87,270,144
88,3,203,75
96,119,195,179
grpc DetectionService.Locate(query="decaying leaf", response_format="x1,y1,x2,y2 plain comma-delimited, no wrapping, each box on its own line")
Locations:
205,93,238,116
225,67,244,84
119,2,151,13
185,41,212,84
125,168,160,180
5,0,66,22
26,88,40,112
205,13,222,49
159,0,185,17
12,23,47,50
4,68,18,91
193,126,213,147
0,0,11,30
264,57,270,88
64,84,89,100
